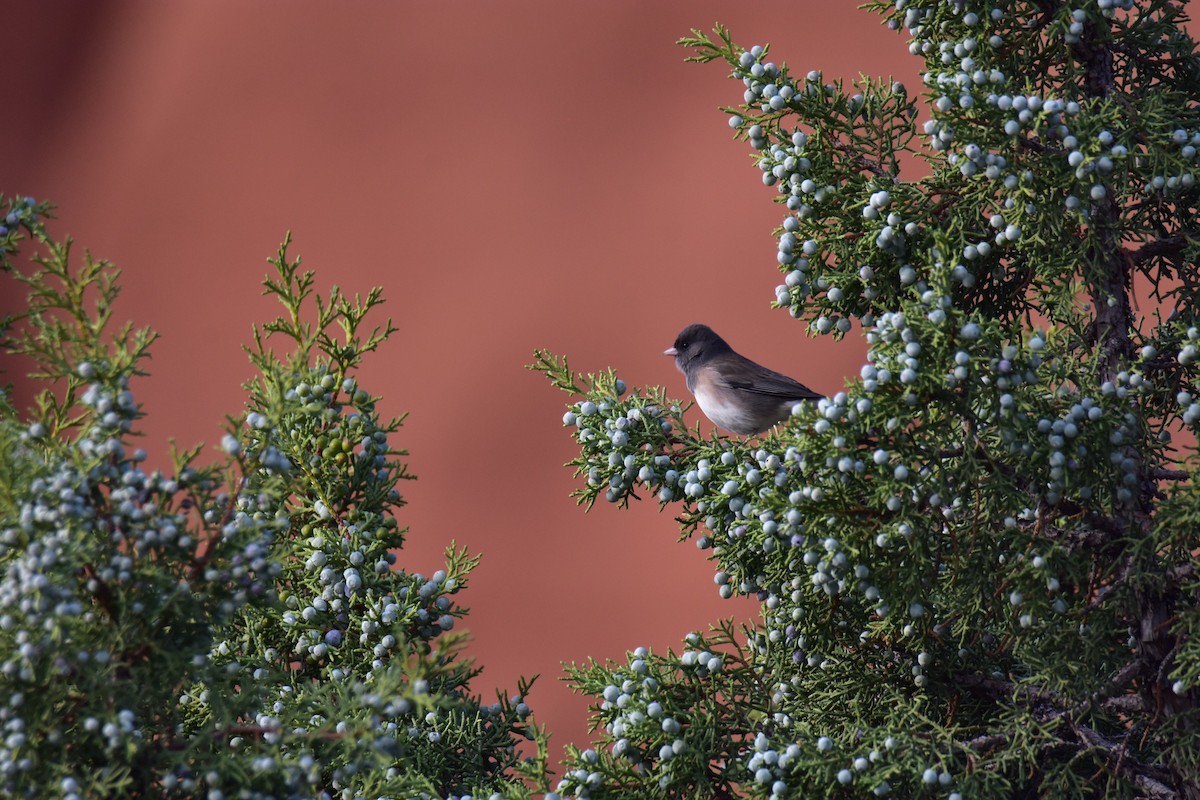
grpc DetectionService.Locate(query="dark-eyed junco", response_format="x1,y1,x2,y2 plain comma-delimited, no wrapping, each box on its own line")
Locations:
664,323,822,435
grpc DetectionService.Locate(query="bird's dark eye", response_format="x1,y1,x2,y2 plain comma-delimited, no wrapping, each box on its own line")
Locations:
680,343,688,350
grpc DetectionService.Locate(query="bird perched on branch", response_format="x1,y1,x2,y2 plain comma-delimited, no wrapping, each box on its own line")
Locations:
664,323,822,435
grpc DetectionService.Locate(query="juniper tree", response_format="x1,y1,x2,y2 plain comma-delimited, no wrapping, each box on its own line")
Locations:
537,2,1200,797
0,196,549,799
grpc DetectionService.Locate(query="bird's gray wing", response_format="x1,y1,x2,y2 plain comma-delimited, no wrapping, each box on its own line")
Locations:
718,368,823,402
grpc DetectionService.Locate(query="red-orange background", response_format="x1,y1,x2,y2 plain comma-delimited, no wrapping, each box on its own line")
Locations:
4,2,915,762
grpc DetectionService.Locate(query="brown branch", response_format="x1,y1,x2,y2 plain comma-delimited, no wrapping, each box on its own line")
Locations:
963,731,1009,754
959,655,1149,722
1171,563,1195,584
1068,722,1179,799
1130,234,1191,269
1073,658,1151,720
957,715,1178,797
957,673,1063,708
80,563,119,622
1103,694,1149,715
1046,523,1108,551
829,137,893,180
1084,555,1137,614
956,668,1182,796
1016,135,1054,154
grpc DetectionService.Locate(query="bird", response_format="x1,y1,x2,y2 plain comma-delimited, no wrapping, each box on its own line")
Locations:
664,323,822,435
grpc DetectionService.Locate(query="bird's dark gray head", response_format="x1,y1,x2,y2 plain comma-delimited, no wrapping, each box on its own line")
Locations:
663,323,733,373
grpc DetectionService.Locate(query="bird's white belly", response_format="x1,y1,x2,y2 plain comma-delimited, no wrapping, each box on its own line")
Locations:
694,384,781,435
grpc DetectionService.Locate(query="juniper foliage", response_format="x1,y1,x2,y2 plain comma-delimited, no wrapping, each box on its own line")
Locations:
537,2,1200,797
0,197,549,799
